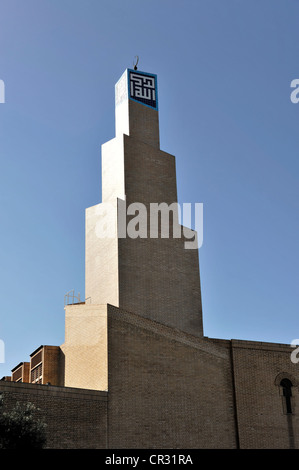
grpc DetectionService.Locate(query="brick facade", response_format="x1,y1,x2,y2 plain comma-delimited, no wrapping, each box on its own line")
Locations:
231,339,299,448
0,381,107,449
2,305,298,448
106,305,237,449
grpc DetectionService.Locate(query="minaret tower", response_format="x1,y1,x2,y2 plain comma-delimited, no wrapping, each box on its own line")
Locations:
86,68,203,334
62,68,203,390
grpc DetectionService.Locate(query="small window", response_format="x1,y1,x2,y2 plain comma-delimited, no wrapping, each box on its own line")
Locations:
280,378,293,414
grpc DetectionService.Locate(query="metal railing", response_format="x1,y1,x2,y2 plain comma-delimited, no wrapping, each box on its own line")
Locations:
64,289,81,306
64,290,92,306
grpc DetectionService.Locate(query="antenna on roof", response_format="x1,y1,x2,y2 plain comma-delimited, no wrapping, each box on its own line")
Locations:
133,56,139,70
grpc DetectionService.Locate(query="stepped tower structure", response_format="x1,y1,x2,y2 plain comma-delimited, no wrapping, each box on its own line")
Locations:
86,68,203,335
60,68,203,391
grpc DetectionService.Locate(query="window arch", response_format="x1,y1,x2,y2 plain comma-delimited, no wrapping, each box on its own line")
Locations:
280,378,293,414
275,373,297,415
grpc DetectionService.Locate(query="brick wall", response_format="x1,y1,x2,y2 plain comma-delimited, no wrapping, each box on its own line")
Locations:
106,305,299,449
62,303,108,391
2,309,299,449
231,339,299,449
106,305,237,449
0,381,107,449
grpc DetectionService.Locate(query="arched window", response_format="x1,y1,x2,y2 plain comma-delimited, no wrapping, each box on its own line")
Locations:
280,378,293,414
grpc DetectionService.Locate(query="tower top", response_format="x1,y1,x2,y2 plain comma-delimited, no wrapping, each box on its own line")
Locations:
115,69,158,110
115,69,160,148
127,69,158,110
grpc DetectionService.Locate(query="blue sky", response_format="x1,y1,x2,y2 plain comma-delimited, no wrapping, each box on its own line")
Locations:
0,0,298,377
